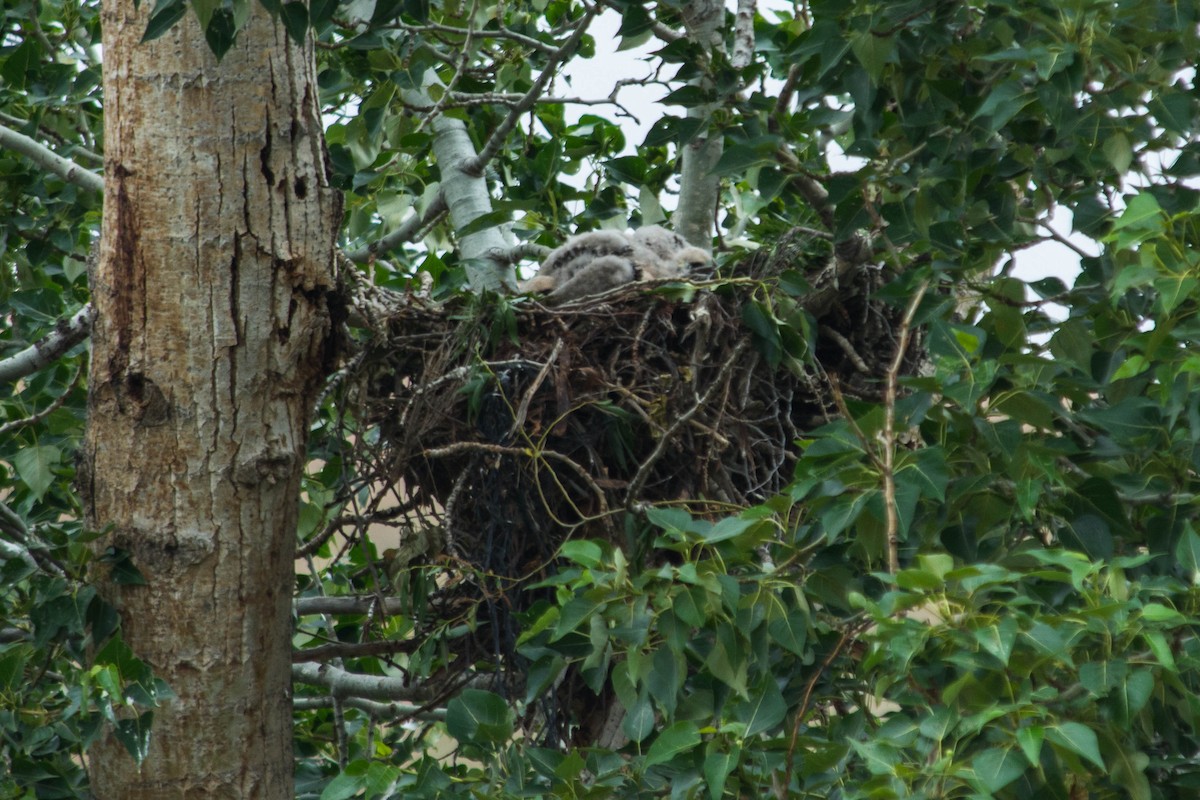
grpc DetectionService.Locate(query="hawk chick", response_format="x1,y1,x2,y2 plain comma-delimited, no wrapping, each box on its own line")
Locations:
521,225,709,303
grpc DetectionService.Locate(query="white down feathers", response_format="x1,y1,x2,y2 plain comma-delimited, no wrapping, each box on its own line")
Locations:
520,225,709,303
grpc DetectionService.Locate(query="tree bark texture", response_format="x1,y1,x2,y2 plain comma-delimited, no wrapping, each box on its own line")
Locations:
400,85,515,292
83,3,338,797
673,0,725,251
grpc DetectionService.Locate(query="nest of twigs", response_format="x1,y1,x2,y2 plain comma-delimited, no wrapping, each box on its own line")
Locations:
331,230,919,713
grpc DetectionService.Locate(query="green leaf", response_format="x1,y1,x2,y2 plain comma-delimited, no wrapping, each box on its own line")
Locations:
1111,669,1155,726
973,616,1018,666
849,29,893,80
702,515,757,544
551,590,609,641
319,770,365,800
113,711,154,766
742,301,782,367
972,81,1032,131
1106,740,1151,800
704,742,740,800
141,0,188,42
13,444,62,501
204,7,239,59
973,747,1027,793
1016,725,1044,765
1046,722,1105,769
559,539,604,568
621,691,655,743
1108,192,1165,247
1141,603,1187,626
280,1,309,46
767,607,808,657
918,706,956,742
645,721,701,768
733,677,786,738
445,689,513,746
1079,659,1127,696
1103,132,1133,173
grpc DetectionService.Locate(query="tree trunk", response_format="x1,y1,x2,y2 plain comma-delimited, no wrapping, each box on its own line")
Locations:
82,2,338,797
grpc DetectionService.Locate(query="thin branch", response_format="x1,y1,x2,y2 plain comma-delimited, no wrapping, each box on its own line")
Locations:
626,339,750,505
0,362,84,436
391,19,561,56
0,111,103,164
414,0,481,132
0,537,39,574
460,6,598,177
881,277,930,574
0,123,103,193
346,193,449,263
293,694,446,722
0,305,94,384
294,638,422,663
819,325,871,374
295,596,414,616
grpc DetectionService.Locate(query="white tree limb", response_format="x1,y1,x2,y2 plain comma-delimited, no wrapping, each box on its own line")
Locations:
0,305,94,384
674,0,726,250
0,123,103,193
732,0,757,71
400,83,516,291
292,662,429,702
293,695,445,722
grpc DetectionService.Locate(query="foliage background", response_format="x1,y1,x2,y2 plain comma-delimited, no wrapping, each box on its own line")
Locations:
3,0,1200,798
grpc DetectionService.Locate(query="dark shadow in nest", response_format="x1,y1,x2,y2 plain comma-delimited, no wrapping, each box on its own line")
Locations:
337,230,922,741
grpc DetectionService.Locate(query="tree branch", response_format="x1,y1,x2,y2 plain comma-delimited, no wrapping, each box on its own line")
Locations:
0,123,103,193
292,662,430,702
293,695,445,722
732,0,757,70
0,305,94,384
346,192,449,264
460,6,598,178
881,277,930,574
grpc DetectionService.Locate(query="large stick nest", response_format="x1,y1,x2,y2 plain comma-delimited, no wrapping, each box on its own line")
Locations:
326,231,919,708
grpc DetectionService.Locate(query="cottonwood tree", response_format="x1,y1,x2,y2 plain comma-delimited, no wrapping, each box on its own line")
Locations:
4,1,1200,798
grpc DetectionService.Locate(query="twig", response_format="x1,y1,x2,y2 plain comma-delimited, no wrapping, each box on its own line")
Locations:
293,638,423,663
296,596,414,616
389,18,560,56
0,362,84,435
819,325,871,374
783,618,869,793
460,6,598,177
346,193,449,263
509,338,563,437
626,339,749,506
415,0,481,132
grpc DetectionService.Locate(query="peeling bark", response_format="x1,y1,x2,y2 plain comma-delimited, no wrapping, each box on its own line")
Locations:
84,3,338,797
